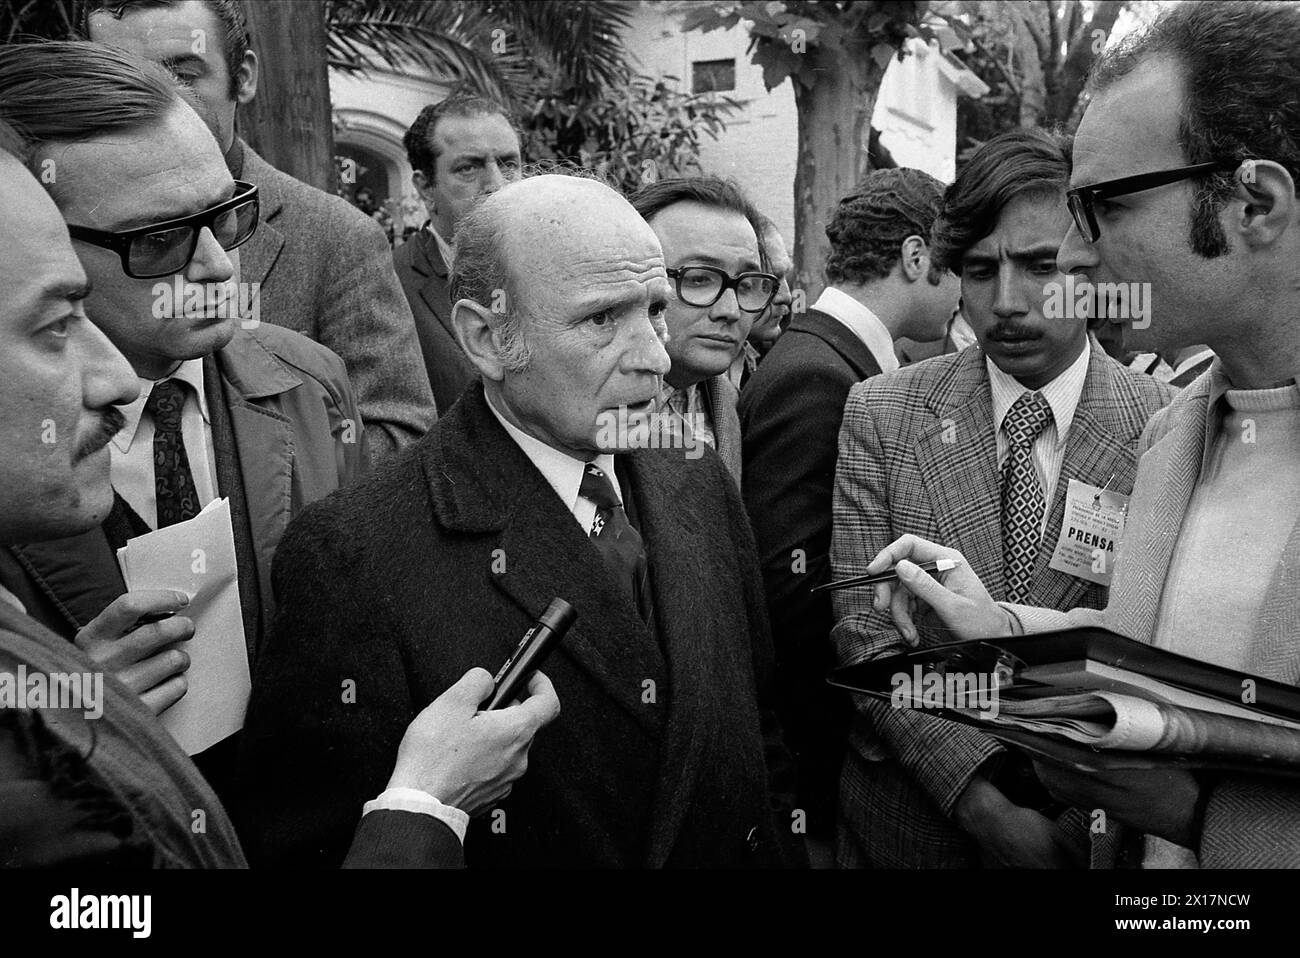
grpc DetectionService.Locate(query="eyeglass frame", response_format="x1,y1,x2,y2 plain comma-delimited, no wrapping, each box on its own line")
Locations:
66,180,260,279
665,264,780,314
1066,160,1243,243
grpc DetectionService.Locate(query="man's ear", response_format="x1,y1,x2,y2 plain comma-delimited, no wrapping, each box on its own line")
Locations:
234,49,258,105
453,298,507,382
1231,159,1297,249
412,169,436,207
899,235,928,282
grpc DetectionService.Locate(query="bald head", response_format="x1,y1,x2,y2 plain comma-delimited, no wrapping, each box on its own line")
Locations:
448,172,672,459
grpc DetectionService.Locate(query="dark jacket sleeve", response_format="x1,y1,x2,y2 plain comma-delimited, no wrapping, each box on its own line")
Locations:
343,810,464,869
237,495,417,868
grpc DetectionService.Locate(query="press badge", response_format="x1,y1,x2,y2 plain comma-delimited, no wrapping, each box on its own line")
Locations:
1047,478,1130,586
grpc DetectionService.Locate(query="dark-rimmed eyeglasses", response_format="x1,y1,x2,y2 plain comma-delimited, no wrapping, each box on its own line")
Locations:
1066,160,1241,243
667,265,779,314
67,180,260,279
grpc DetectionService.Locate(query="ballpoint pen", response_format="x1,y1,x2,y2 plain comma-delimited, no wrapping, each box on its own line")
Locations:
810,558,964,593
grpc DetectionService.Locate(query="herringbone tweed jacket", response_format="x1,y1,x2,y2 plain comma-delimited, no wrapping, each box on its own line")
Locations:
830,341,1174,867
1011,363,1300,868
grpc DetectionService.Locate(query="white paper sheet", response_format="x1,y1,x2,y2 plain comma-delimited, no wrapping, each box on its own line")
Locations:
116,497,250,755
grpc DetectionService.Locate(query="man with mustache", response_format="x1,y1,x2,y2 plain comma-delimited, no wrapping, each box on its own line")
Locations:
829,129,1174,868
629,177,780,483
0,41,364,800
240,172,804,868
0,117,558,869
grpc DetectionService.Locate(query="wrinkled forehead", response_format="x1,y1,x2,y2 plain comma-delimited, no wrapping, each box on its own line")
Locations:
506,196,666,286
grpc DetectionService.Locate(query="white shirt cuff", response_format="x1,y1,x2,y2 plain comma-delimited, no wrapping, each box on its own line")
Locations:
362,787,469,844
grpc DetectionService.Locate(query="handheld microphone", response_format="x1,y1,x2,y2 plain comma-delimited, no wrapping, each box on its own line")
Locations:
483,597,577,710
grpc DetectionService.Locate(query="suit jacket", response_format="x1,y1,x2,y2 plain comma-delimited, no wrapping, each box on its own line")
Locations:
5,324,366,666
738,309,883,836
238,384,804,868
1011,366,1300,868
0,600,461,869
232,138,436,459
831,341,1175,867
392,229,479,416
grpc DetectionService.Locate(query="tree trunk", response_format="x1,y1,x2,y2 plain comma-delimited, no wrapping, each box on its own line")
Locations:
1048,0,1126,122
791,42,885,304
238,0,337,192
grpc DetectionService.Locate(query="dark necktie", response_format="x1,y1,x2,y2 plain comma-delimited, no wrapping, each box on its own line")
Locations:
579,463,651,619
146,378,201,528
1001,390,1054,604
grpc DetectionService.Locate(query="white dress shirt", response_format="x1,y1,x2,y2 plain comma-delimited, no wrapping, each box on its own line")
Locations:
812,286,900,375
485,391,619,534
0,583,25,614
110,359,219,529
987,340,1091,537
426,221,455,271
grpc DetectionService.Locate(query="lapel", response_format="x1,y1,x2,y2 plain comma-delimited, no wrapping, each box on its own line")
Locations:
409,231,457,344
622,448,736,866
211,330,301,635
232,141,286,290
1030,345,1146,611
421,386,664,736
8,521,127,635
701,374,742,482
1107,377,1213,645
913,349,1007,595
793,309,882,380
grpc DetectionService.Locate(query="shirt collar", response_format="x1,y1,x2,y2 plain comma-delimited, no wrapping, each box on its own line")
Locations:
111,358,210,454
484,390,618,511
425,221,455,271
812,287,900,374
987,337,1091,444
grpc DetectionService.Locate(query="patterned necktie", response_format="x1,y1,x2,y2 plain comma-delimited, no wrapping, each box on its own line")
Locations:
1001,390,1054,603
580,463,651,619
146,378,201,528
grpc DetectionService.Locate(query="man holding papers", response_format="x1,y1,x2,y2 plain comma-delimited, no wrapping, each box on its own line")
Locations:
0,119,558,868
864,1,1300,868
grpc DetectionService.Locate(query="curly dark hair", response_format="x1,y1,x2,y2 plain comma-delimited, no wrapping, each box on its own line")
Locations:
825,167,946,286
1089,0,1300,259
929,128,1071,275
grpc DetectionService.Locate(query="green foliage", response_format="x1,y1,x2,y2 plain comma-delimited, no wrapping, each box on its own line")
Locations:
522,74,737,195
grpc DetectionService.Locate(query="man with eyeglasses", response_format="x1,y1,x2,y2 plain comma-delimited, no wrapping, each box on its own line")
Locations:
629,177,779,482
86,0,437,461
395,95,523,414
863,0,1300,868
0,41,364,805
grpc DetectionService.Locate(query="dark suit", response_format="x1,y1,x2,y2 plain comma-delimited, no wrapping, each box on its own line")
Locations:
830,341,1176,867
3,324,366,664
737,309,883,837
239,384,804,868
232,139,436,458
392,229,479,415
0,601,461,869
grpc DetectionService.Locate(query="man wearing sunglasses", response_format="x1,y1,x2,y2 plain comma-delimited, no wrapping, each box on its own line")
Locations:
86,0,436,462
629,177,777,482
863,0,1300,868
0,42,365,805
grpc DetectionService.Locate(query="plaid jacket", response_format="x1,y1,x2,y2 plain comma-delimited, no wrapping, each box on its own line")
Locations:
831,341,1175,867
1011,365,1300,868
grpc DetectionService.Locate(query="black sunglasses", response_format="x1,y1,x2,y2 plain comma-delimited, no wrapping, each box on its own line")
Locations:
1066,160,1241,243
67,180,260,279
666,265,779,314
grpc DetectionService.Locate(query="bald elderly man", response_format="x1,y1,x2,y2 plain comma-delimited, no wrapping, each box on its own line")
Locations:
240,174,804,869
